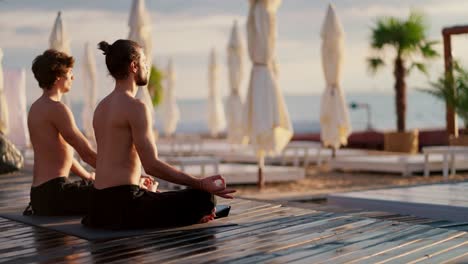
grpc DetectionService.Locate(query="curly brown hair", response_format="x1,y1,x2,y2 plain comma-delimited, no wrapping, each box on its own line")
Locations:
31,49,74,90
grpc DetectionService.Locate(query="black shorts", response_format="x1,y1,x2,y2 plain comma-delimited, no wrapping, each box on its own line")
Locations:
24,177,93,216
82,185,216,230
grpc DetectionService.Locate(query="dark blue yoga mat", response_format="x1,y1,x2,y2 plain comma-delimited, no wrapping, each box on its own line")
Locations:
0,208,236,241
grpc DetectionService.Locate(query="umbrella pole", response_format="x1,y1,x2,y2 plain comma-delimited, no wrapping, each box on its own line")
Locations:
258,155,265,189
332,147,336,158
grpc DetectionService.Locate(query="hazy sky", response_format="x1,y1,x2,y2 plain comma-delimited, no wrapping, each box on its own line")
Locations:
2,0,468,102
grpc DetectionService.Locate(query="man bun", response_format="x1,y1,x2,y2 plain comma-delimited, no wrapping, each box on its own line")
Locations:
98,41,111,55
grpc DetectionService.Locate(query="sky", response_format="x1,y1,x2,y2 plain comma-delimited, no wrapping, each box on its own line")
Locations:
2,0,468,103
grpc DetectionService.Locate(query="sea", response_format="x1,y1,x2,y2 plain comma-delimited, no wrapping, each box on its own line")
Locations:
69,91,455,134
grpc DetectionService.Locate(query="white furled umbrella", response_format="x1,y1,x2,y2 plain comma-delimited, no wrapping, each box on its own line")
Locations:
208,48,226,137
225,20,245,145
160,58,179,136
244,0,293,188
4,69,29,149
0,48,9,135
81,42,97,142
128,0,154,119
319,4,351,152
49,11,72,107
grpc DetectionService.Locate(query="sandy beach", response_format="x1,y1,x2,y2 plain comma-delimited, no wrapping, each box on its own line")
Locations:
234,164,468,201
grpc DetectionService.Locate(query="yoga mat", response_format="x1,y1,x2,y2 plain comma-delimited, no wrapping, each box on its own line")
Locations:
0,209,236,241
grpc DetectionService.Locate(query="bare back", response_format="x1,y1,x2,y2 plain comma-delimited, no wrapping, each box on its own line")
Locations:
93,91,144,189
28,98,73,186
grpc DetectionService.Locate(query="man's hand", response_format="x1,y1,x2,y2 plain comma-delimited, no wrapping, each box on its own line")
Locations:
88,172,96,181
140,175,158,192
199,175,236,199
79,172,95,183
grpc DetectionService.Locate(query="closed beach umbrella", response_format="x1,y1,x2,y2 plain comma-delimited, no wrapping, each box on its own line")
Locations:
0,48,9,135
244,0,293,188
4,69,29,149
161,58,180,136
128,0,155,119
225,20,245,145
49,11,72,107
208,48,226,137
49,11,71,54
81,42,97,141
319,4,351,151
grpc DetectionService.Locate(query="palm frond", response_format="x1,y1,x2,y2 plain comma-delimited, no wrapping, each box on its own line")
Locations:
408,62,428,75
418,40,439,59
370,17,402,49
419,73,457,106
366,57,385,75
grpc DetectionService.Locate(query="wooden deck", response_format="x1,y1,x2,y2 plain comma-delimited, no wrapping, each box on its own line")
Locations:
0,167,468,263
329,182,468,223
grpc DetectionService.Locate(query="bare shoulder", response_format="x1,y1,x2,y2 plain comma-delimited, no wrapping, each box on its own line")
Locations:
49,100,72,117
30,98,71,118
95,93,148,121
127,97,150,117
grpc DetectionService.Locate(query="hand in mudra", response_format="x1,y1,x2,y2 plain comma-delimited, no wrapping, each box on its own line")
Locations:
84,172,95,182
200,175,236,199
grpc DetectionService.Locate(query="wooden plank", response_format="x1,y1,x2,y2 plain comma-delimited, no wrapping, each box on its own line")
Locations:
384,236,468,263
68,204,304,262
330,229,459,263
256,221,417,264
357,230,465,263
156,218,375,263
239,223,404,264
90,210,325,263
442,250,468,264
93,211,347,263
247,224,429,264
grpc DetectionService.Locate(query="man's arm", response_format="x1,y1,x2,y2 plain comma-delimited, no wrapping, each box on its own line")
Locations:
71,158,95,181
129,101,235,198
129,101,199,187
53,103,97,168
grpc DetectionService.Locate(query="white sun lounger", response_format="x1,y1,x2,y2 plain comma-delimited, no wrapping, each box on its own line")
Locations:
180,163,305,185
157,134,204,156
423,146,468,178
163,156,220,176
163,155,305,185
328,153,468,177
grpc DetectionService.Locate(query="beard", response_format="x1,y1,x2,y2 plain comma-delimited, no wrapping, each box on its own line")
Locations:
135,68,149,86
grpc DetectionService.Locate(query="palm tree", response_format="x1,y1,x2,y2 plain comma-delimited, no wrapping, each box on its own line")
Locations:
148,65,164,107
367,12,438,132
422,62,468,129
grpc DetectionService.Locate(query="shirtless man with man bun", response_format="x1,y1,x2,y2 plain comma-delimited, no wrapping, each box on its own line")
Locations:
82,39,235,229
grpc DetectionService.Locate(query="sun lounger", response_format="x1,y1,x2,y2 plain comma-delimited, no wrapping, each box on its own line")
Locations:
280,141,322,167
329,153,468,176
201,140,326,168
423,146,468,178
157,134,204,156
176,163,305,185
164,156,220,176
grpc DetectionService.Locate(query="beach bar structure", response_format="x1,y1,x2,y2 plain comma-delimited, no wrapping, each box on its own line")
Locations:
442,25,468,137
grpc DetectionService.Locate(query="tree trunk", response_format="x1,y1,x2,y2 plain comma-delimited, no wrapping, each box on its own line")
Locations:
394,56,406,132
